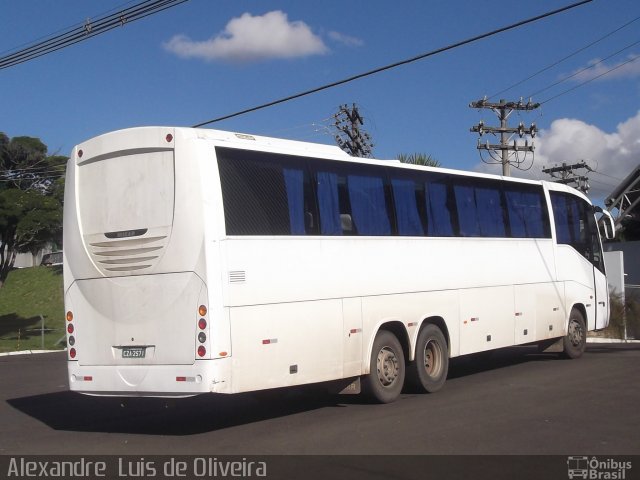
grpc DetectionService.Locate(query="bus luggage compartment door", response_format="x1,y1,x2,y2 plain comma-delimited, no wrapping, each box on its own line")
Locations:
66,272,203,366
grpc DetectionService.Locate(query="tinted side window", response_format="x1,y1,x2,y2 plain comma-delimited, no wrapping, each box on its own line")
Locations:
311,160,392,236
390,176,426,236
453,179,506,237
504,185,551,238
425,178,456,237
316,171,342,235
347,173,391,235
217,148,315,235
551,192,597,263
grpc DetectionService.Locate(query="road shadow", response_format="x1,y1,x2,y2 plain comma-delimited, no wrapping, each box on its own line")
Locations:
446,345,559,380
0,314,42,339
50,265,63,276
9,343,636,436
583,342,640,353
7,383,342,436
445,342,640,380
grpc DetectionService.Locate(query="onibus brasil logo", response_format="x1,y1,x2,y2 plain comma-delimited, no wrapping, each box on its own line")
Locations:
567,456,632,479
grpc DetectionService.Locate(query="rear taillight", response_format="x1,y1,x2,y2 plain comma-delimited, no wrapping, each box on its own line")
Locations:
196,303,210,359
66,311,77,360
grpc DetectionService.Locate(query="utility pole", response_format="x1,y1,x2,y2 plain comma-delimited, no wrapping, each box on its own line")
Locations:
334,103,373,158
469,97,539,176
542,160,593,194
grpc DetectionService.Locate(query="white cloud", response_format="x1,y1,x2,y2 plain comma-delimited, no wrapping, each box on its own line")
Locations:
474,111,640,198
164,11,328,63
566,53,640,83
328,31,364,48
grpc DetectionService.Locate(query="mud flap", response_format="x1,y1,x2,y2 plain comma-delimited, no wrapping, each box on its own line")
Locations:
327,377,361,395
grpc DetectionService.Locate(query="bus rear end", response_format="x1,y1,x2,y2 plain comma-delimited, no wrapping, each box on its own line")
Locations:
63,127,230,397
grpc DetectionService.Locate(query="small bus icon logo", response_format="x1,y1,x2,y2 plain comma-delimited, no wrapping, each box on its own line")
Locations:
567,456,589,479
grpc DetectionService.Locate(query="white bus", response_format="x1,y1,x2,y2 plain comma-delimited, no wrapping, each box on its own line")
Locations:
63,127,615,403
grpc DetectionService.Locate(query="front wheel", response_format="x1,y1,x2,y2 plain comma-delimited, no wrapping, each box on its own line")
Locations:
562,308,587,359
407,324,449,393
362,330,405,404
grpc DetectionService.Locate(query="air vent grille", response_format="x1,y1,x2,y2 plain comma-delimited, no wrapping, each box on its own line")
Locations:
229,271,246,283
88,235,168,274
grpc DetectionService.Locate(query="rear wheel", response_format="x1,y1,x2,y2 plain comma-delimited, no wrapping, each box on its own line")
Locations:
407,324,448,393
362,330,405,403
563,308,587,359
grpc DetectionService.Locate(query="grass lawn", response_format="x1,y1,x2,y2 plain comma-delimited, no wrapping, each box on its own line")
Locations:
0,266,65,352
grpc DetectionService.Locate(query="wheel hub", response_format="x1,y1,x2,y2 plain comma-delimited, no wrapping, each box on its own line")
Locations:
424,340,442,377
376,346,399,386
568,319,584,347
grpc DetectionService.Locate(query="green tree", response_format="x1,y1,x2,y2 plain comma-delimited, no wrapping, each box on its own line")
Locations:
0,133,66,287
396,153,441,167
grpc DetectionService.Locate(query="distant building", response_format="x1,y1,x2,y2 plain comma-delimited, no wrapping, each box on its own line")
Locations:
1,243,56,268
604,240,640,297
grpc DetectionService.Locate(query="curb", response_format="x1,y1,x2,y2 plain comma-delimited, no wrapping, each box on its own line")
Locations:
587,337,640,343
0,349,65,357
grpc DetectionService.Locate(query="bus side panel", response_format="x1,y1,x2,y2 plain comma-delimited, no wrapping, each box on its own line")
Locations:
342,297,363,378
228,300,343,393
555,244,596,330
459,286,515,355
534,282,566,340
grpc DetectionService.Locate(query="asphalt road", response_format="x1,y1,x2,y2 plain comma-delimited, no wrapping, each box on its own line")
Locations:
1,344,639,456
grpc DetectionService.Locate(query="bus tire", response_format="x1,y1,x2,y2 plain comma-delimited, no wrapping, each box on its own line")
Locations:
562,308,587,359
362,330,405,404
407,324,448,393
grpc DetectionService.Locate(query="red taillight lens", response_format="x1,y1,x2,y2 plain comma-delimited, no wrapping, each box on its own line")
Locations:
197,346,206,357
67,324,74,334
198,318,207,330
69,348,77,359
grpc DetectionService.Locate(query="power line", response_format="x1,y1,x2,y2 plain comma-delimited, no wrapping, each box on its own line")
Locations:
540,53,640,104
489,14,640,99
592,170,623,182
0,0,139,56
527,38,640,99
192,0,593,128
0,0,188,70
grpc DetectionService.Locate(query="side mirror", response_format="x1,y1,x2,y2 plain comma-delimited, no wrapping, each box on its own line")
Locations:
595,207,615,240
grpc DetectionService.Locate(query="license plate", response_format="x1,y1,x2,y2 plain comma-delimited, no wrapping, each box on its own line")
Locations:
122,347,146,358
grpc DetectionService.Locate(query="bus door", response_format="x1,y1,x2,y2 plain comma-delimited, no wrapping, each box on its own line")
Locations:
551,192,606,331
589,211,609,330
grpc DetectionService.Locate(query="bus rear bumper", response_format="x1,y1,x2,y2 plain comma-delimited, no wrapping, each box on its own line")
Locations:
67,358,232,397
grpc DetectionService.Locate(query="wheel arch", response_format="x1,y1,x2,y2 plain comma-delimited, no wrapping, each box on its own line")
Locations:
417,316,451,359
364,320,410,374
567,303,588,333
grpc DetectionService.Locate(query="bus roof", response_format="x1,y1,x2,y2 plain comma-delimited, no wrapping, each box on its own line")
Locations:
75,126,589,202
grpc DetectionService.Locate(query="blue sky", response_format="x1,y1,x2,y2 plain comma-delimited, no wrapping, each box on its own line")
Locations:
2,0,640,199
